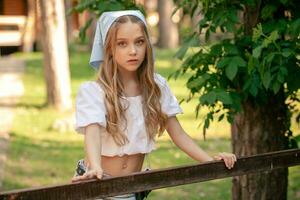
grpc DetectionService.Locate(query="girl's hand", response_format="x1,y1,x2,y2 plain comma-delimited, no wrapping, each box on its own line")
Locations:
213,152,237,169
71,167,104,182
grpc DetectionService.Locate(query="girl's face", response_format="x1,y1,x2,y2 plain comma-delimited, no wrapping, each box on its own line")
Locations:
114,22,146,73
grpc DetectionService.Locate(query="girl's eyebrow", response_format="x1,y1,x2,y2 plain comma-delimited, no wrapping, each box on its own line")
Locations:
116,36,145,41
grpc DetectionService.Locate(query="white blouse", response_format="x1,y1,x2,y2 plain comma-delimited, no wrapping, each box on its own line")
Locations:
75,73,183,157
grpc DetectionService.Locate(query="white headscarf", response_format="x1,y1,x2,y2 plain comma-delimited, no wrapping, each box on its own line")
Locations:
89,10,148,70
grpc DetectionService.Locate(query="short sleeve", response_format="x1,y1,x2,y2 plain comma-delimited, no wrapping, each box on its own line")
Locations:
75,81,107,134
154,73,183,117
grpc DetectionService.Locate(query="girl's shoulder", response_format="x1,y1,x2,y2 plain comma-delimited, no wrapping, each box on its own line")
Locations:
77,81,105,97
154,73,168,87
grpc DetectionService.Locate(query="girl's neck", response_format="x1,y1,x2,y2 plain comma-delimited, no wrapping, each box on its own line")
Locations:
118,69,138,83
118,69,141,97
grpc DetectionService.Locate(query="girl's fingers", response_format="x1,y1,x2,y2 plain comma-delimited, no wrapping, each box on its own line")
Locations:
230,154,237,167
213,155,222,160
72,174,87,182
96,170,103,179
213,152,237,169
218,152,236,169
72,170,101,183
234,154,237,161
221,154,231,169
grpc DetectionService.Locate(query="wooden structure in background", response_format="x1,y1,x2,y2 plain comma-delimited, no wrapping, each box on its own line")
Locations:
0,0,89,53
0,16,26,46
0,0,34,52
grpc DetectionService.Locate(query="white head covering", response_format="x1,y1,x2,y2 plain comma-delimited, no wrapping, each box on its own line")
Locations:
89,10,148,70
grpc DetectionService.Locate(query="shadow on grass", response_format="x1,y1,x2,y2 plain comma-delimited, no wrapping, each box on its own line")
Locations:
2,131,83,191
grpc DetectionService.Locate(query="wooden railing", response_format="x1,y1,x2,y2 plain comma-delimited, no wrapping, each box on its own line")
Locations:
0,148,299,200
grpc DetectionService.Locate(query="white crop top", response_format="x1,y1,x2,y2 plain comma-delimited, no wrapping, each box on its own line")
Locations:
75,73,183,157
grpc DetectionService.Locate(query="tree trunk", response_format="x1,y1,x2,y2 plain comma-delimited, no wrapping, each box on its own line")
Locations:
64,0,73,43
40,0,72,111
157,0,178,48
244,1,261,36
22,0,36,52
231,92,288,200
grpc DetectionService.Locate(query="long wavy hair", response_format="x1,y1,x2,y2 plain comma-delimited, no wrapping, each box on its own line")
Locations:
96,15,168,146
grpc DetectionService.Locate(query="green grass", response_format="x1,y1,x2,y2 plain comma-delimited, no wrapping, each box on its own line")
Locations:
2,48,300,199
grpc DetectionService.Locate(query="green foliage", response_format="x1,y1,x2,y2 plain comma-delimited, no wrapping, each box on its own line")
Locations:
68,0,144,41
173,0,300,138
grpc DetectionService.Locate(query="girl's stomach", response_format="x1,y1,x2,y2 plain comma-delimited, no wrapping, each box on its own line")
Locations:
100,153,145,176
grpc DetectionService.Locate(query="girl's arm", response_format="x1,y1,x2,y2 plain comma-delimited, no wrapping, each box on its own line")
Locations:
72,123,103,182
166,116,236,169
84,123,103,170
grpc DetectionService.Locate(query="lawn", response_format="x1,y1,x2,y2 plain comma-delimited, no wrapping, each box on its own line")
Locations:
2,48,299,199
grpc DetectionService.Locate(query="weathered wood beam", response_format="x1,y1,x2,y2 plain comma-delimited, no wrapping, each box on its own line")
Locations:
0,148,299,200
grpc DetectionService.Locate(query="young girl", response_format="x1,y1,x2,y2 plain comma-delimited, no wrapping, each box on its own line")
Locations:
72,10,236,199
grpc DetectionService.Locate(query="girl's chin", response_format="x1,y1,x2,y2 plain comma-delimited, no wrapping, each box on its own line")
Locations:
118,65,141,72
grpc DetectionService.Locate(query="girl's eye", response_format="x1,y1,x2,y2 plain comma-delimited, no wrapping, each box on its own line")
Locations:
117,42,127,47
136,40,144,46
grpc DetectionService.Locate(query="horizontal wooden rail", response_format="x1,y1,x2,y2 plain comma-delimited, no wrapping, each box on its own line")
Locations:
0,148,299,200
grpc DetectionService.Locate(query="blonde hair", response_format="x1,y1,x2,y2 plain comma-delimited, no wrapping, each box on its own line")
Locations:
96,15,168,146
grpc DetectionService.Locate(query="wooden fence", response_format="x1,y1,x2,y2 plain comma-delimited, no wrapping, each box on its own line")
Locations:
0,148,299,200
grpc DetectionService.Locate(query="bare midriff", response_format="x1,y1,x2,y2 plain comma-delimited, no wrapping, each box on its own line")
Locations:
86,153,145,177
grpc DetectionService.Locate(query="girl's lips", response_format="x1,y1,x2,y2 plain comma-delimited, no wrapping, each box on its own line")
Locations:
127,59,138,64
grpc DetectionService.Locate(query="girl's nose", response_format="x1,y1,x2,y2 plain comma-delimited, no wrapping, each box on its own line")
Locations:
129,44,137,55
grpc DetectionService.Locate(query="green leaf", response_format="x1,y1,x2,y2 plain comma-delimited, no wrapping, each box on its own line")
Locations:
269,30,279,42
282,48,292,57
204,117,210,129
262,70,272,89
175,34,200,60
210,44,223,56
272,81,281,94
233,56,246,67
227,114,234,123
280,0,289,4
225,62,238,80
228,9,239,23
217,91,233,104
279,67,288,76
73,0,95,12
187,74,210,90
277,73,284,83
249,82,258,96
175,46,189,60
230,92,241,112
261,5,276,20
242,78,252,91
253,46,262,58
218,114,225,122
224,44,239,55
79,18,93,42
286,63,300,92
247,56,255,74
205,29,211,42
217,57,230,68
200,91,217,104
224,21,234,32
265,53,275,63
289,19,300,37
277,67,287,83
262,31,279,47
252,24,263,42
295,135,300,142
